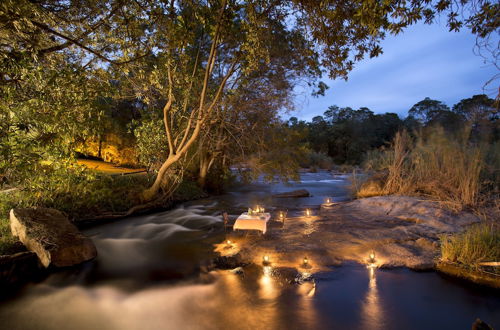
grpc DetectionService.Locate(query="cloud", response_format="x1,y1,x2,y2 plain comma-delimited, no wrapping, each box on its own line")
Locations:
293,22,498,121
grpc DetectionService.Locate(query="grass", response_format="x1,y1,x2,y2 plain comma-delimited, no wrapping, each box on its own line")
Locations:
357,126,496,211
440,223,500,273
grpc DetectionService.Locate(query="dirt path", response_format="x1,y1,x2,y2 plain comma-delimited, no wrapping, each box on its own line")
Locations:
77,159,147,175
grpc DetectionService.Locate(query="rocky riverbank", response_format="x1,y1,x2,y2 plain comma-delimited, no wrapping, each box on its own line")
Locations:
216,196,498,287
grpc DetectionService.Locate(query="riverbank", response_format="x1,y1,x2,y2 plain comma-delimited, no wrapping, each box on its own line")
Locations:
0,176,207,256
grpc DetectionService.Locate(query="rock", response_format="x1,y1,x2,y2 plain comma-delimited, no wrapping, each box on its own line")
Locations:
10,208,97,268
213,254,248,269
0,251,45,292
273,189,310,198
272,266,301,284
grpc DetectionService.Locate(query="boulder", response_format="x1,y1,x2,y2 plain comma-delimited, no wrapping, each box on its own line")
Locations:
272,189,310,198
10,208,97,268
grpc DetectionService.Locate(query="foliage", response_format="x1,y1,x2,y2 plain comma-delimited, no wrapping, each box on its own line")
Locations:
131,116,168,171
300,151,334,171
407,97,451,124
288,107,404,164
440,223,500,272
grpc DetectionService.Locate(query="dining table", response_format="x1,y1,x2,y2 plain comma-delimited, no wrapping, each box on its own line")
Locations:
233,212,271,234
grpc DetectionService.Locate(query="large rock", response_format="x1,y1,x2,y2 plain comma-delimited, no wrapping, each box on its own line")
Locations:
10,208,97,268
273,189,310,198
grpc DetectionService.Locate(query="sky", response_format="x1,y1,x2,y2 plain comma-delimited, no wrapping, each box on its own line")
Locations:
292,21,499,121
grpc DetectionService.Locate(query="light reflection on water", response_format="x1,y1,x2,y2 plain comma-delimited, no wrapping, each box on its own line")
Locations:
361,266,384,330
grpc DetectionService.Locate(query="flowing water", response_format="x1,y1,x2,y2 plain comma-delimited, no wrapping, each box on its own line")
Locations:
0,172,498,330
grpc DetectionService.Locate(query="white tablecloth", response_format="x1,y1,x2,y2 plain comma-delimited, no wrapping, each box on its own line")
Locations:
233,212,271,234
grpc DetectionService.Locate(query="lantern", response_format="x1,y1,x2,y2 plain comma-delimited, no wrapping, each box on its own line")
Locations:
263,255,270,265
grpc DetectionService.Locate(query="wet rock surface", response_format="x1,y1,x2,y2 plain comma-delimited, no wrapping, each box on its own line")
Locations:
10,208,97,268
272,189,310,198
222,196,480,271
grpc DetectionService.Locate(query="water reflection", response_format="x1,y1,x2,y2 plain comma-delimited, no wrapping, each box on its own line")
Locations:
259,266,278,300
361,266,385,329
296,280,319,329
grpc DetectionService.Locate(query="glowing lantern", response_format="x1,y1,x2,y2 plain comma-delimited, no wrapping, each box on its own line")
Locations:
305,209,312,217
303,256,309,267
369,251,376,264
263,255,270,265
279,211,285,220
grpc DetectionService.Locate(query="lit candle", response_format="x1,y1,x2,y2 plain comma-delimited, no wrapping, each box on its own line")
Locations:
303,256,309,266
369,251,376,263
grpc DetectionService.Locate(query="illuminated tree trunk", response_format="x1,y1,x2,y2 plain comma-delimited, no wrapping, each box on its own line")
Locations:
141,5,236,201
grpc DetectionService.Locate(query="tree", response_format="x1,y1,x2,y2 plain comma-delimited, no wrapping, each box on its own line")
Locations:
452,94,497,122
408,97,451,124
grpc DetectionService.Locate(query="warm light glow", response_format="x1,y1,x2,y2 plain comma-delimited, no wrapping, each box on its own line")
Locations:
369,251,376,263
325,197,331,204
226,240,232,246
303,256,309,266
263,255,270,264
305,209,311,217
279,211,284,219
254,205,265,213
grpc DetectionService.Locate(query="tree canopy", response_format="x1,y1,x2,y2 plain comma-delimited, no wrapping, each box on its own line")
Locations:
1,0,498,199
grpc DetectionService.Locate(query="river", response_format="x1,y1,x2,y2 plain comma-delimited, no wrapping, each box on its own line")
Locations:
0,172,498,329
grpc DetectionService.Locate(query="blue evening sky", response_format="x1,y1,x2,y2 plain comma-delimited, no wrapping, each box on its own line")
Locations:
292,21,498,121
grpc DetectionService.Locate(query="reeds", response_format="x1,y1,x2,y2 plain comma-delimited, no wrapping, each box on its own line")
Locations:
358,126,489,210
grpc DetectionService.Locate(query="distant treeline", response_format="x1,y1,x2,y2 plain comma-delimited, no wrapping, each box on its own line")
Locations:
287,94,499,165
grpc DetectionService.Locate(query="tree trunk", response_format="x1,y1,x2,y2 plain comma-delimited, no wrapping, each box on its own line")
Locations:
198,158,209,188
142,155,178,201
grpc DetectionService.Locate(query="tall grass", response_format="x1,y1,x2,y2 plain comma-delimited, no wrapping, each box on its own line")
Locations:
440,223,500,272
359,126,492,210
